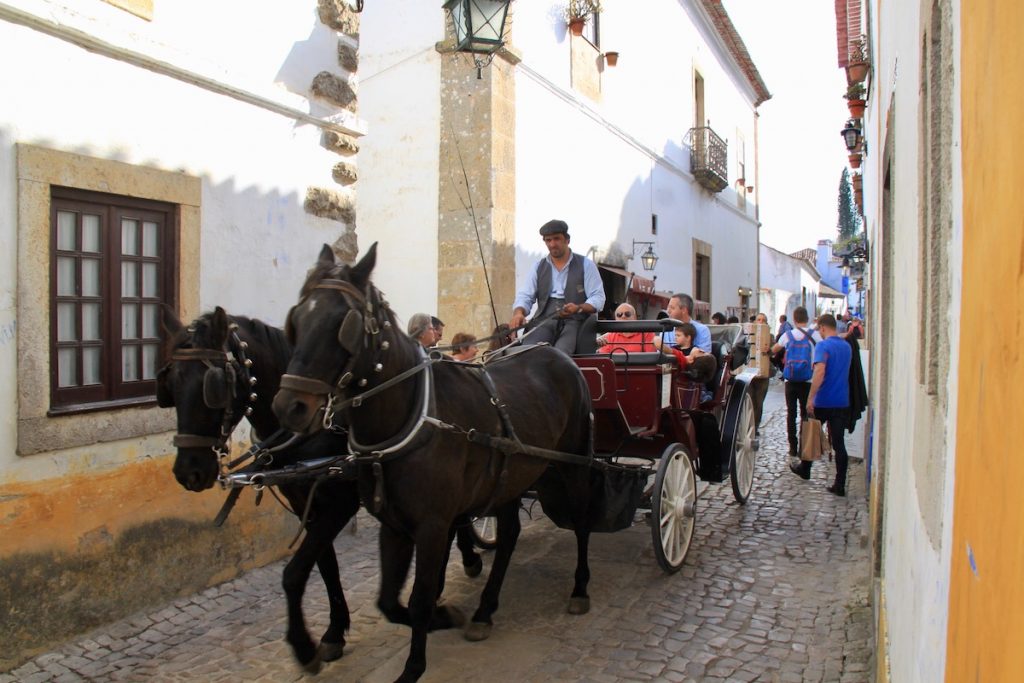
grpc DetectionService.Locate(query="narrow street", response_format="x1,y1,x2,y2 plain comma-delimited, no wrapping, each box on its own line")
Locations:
4,381,872,683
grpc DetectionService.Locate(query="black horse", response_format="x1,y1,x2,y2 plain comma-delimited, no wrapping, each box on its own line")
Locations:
272,244,596,683
157,307,484,673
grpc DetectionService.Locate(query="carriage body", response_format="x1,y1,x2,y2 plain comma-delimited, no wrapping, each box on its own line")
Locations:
558,320,760,572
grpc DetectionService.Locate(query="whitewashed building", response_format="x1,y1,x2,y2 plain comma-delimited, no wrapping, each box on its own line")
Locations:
0,0,364,666
758,243,820,323
358,0,769,335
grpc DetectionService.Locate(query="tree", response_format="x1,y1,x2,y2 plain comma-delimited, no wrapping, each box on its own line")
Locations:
836,167,861,241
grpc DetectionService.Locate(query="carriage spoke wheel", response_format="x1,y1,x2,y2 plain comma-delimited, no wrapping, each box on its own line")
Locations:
650,444,697,574
470,516,498,550
730,392,758,504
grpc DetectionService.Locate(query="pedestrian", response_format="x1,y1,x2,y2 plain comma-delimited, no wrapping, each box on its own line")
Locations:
776,314,793,342
754,312,768,325
789,314,853,496
661,293,712,352
450,332,478,361
407,313,437,349
770,306,822,457
510,219,605,354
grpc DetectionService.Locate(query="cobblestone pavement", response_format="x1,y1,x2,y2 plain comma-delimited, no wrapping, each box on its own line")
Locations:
5,381,872,682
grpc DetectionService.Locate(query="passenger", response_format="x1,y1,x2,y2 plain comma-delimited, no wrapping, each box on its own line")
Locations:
755,312,769,325
653,322,706,367
726,315,740,324
711,311,727,325
597,303,655,353
509,219,605,354
661,293,712,352
431,316,446,345
450,332,479,361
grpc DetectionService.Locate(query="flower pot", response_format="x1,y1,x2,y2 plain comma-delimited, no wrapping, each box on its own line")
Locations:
604,51,619,67
846,61,869,84
849,153,862,169
852,174,863,191
847,98,866,119
569,18,585,36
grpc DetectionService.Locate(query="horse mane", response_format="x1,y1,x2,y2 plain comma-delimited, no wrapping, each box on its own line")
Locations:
297,261,407,346
166,311,292,368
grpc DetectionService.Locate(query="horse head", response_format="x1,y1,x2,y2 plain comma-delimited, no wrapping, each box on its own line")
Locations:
273,242,409,436
158,306,258,491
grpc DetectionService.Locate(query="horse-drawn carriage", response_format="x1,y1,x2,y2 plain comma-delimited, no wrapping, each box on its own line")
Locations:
160,244,762,682
471,318,760,572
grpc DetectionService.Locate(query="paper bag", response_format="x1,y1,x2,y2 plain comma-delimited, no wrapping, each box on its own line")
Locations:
800,418,826,461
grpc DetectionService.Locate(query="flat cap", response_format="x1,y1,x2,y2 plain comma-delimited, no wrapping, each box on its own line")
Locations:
407,313,433,338
539,219,569,236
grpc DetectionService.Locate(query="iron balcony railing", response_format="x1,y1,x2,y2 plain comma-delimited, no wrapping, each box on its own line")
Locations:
686,126,728,193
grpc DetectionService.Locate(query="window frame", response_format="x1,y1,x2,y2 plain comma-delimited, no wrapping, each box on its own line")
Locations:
48,187,179,415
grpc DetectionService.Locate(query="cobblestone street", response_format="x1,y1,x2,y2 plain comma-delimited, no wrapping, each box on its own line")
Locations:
4,382,872,683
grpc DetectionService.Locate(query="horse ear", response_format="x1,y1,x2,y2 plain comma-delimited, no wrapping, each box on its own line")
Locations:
350,242,378,286
284,305,297,346
210,306,230,347
318,243,335,267
161,303,184,338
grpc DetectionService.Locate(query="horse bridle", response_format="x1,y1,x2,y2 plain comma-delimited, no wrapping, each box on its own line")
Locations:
279,278,399,430
159,325,257,459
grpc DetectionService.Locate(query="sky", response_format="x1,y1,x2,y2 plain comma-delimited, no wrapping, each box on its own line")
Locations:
721,0,852,254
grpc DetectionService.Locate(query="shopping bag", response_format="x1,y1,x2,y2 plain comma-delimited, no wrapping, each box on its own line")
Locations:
800,418,825,461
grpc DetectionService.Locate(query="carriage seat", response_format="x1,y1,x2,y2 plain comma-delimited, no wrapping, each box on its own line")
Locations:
699,341,733,409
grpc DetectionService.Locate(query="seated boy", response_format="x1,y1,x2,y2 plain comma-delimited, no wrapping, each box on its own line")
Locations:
655,323,714,404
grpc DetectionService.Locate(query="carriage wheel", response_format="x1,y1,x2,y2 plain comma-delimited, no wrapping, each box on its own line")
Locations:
470,516,498,550
650,444,697,574
728,391,758,504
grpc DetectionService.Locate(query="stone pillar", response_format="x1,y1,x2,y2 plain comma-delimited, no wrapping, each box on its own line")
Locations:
436,43,519,342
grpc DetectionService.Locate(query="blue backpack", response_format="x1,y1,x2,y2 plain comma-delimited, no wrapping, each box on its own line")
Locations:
782,328,815,382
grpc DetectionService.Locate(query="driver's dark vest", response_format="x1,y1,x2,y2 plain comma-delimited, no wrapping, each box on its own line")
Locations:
536,253,586,314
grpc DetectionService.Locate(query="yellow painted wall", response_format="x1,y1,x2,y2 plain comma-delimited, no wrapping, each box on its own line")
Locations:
0,454,295,670
946,3,1024,680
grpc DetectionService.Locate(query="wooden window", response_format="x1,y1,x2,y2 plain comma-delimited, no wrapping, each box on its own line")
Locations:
582,11,600,48
50,188,176,413
694,253,711,303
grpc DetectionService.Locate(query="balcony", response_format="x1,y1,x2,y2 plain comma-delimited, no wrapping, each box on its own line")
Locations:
687,126,728,193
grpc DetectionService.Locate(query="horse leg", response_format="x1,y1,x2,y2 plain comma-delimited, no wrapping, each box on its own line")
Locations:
282,511,345,673
376,523,415,626
315,494,360,663
453,516,483,578
567,527,592,614
465,501,520,642
397,521,452,683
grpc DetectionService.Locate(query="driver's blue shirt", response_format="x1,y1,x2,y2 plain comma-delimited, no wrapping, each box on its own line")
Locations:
662,319,712,353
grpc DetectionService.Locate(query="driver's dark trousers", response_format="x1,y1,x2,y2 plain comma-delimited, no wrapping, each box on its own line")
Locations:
525,297,582,354
793,407,849,491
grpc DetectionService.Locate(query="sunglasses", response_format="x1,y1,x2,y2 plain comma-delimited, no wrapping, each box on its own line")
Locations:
615,312,634,318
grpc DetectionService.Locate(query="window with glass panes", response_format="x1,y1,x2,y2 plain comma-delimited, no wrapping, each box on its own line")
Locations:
50,188,176,411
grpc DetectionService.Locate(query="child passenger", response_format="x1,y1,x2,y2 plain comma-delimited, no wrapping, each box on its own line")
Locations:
653,322,706,366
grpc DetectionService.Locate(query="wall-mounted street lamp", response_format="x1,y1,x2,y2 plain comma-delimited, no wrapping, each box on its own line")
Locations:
443,0,512,77
841,120,862,152
631,239,659,271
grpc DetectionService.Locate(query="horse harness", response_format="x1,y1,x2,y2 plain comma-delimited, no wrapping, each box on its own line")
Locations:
276,278,593,516
158,325,258,460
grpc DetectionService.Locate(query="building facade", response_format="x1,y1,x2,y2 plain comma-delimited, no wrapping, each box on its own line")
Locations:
845,0,1024,680
0,0,364,668
758,243,820,324
358,0,769,336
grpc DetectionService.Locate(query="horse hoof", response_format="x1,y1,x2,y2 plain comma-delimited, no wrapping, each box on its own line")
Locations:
463,557,483,578
318,639,345,663
464,621,493,642
567,597,591,615
301,653,323,675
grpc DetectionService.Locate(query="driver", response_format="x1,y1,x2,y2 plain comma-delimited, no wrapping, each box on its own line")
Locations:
510,219,605,354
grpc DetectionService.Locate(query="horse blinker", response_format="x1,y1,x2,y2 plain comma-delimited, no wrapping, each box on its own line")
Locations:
338,309,364,354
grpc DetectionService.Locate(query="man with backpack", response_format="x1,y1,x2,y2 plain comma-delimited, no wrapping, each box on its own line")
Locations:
770,306,822,457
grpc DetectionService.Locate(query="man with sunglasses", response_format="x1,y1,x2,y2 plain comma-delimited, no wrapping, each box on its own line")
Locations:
597,303,656,353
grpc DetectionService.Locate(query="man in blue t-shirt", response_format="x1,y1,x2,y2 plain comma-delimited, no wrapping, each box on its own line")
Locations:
661,293,711,352
789,313,853,495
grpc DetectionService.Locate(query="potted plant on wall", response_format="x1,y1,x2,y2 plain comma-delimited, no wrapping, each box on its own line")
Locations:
846,82,866,119
565,0,601,37
846,36,870,84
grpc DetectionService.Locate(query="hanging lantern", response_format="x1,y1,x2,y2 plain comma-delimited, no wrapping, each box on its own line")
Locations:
443,0,511,55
